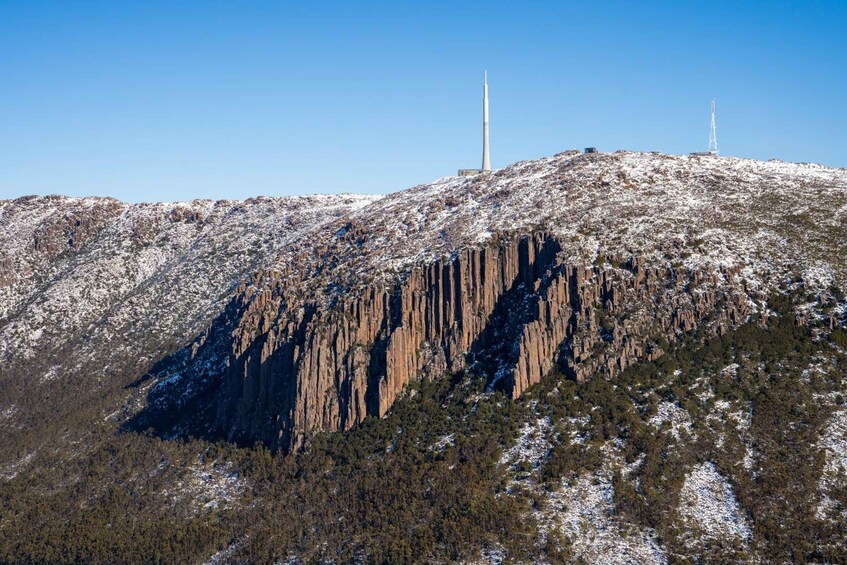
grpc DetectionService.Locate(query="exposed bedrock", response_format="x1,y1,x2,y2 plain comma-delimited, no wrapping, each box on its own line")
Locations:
146,233,750,452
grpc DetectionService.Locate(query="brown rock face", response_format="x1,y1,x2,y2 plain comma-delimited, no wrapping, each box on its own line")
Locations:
0,253,16,289
30,198,124,256
149,232,749,452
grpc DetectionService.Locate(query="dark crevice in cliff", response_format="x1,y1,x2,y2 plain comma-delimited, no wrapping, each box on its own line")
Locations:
470,235,564,391
365,299,393,419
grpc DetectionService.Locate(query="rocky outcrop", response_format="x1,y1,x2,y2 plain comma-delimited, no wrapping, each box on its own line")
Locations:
0,254,16,289
30,198,124,256
148,232,751,452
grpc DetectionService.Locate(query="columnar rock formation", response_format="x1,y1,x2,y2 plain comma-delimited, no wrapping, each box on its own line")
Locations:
148,232,751,452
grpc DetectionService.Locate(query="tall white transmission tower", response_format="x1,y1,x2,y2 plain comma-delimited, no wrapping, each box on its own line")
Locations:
708,99,719,155
482,70,491,171
457,70,493,177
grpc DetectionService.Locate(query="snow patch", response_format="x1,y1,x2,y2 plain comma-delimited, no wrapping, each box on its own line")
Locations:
499,417,552,470
429,432,456,453
678,462,751,546
161,460,247,513
649,401,693,440
821,409,847,477
1,451,36,481
537,472,667,564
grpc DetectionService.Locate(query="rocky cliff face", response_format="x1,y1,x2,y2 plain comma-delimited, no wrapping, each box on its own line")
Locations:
146,230,754,451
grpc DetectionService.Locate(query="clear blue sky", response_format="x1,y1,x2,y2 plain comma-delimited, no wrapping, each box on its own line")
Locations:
1,1,845,202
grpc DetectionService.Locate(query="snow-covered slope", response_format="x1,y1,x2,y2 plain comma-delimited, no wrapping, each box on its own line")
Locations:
308,150,847,294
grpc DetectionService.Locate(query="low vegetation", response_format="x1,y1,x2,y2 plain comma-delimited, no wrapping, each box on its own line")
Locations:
1,295,846,563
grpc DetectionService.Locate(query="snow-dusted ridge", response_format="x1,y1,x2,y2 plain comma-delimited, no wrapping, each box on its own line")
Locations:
257,150,847,300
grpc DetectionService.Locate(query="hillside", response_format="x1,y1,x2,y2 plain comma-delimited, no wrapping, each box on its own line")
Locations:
133,150,847,451
1,150,846,563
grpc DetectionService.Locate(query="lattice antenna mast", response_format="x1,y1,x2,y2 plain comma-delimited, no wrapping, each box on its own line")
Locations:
708,99,719,155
